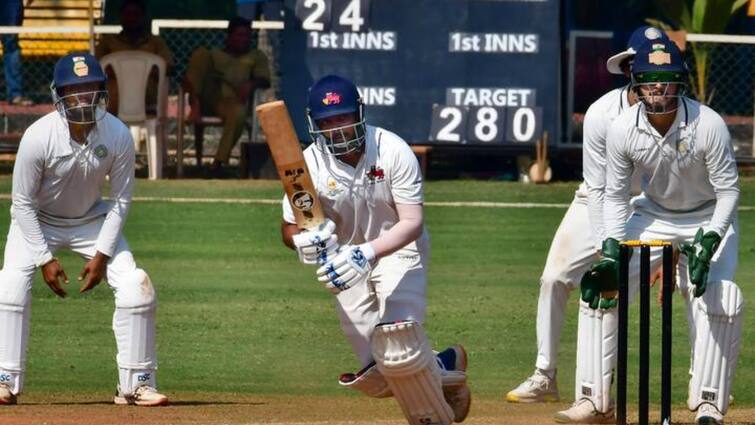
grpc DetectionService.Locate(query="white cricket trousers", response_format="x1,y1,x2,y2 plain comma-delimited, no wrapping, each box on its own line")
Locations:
535,195,598,372
0,217,158,395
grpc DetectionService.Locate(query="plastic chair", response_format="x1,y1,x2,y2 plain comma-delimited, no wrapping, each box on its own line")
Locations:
100,51,167,180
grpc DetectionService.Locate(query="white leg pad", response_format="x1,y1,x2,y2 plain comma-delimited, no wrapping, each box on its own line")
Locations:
0,269,33,395
687,280,743,414
371,321,454,425
574,300,617,413
112,269,158,394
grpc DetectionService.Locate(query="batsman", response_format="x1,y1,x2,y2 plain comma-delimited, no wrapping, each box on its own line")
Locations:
279,75,471,425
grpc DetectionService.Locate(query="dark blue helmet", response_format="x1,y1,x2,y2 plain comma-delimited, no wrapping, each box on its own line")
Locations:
606,26,669,75
52,53,107,93
307,74,362,120
50,53,108,124
630,38,687,114
306,75,366,156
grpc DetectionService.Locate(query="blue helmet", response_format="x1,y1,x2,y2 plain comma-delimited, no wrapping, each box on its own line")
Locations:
50,53,108,124
606,26,669,75
306,75,366,156
630,38,688,114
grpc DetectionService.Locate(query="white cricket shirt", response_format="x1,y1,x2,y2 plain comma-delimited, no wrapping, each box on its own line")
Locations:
11,111,135,266
283,125,428,256
604,98,739,240
582,85,632,247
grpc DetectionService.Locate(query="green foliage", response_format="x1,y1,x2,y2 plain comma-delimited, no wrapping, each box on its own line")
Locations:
649,0,748,103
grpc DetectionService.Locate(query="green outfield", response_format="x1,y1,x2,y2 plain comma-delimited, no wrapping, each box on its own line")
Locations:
0,177,753,423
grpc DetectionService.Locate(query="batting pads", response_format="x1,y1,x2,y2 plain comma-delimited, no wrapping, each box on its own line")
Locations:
688,280,743,414
0,269,32,395
575,300,617,413
113,269,158,394
371,321,454,425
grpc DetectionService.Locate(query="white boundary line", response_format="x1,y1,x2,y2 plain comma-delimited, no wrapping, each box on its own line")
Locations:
0,194,752,210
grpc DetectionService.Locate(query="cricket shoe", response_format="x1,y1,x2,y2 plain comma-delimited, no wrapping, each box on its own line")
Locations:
114,385,169,406
505,369,559,403
696,403,724,425
553,398,614,424
0,383,16,405
437,345,471,422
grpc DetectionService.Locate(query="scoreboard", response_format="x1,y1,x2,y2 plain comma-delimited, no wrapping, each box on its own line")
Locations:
280,0,560,146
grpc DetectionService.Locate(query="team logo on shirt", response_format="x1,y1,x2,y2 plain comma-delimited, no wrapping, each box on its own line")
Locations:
94,144,108,159
326,176,344,196
366,165,385,184
72,56,89,77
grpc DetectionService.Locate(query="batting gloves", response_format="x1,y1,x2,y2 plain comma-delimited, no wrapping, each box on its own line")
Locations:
292,219,339,265
581,238,621,309
681,228,721,297
316,243,376,294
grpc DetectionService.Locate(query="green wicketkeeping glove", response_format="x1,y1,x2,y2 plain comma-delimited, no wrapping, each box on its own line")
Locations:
581,238,621,309
680,228,721,298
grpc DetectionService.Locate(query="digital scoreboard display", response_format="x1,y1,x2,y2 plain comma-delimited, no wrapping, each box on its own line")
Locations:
280,0,560,146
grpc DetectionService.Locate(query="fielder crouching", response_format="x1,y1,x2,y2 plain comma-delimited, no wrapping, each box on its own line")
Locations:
0,53,167,407
280,75,470,424
587,39,743,425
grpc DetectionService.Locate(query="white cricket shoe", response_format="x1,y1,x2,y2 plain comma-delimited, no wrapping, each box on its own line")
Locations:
696,403,724,425
114,385,169,407
553,398,614,424
442,345,471,422
0,383,16,405
505,369,559,403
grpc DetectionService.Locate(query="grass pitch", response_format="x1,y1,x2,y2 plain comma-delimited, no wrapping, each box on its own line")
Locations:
0,176,753,423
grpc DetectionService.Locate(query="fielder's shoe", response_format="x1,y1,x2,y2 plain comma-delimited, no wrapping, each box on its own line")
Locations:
505,369,559,403
553,398,614,424
0,383,17,405
696,403,724,425
114,385,169,406
438,345,472,423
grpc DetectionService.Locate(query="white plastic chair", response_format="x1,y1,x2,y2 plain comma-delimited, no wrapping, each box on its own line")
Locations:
100,51,167,180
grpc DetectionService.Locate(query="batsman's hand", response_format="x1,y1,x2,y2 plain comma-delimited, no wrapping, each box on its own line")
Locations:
316,243,376,294
41,258,68,298
292,219,339,265
680,228,721,298
581,238,621,309
78,252,109,293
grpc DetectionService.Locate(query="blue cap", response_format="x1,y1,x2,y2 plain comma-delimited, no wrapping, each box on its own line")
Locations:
307,75,361,121
52,53,107,91
631,38,686,75
606,26,669,75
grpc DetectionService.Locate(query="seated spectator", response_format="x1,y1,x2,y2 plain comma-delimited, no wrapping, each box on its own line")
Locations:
182,16,271,175
95,0,173,115
1,0,33,106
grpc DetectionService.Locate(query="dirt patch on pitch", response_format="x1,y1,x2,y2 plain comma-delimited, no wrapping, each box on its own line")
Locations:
2,393,755,425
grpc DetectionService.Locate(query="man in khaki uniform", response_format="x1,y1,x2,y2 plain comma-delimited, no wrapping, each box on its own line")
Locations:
95,0,173,115
182,16,271,175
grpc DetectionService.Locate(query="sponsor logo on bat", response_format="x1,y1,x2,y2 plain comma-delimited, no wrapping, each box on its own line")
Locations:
292,190,315,212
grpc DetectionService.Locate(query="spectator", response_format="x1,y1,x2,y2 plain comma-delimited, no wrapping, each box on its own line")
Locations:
1,0,33,106
95,0,173,115
236,0,283,98
182,16,271,175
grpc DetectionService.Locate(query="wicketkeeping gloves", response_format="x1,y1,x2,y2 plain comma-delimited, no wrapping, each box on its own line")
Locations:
316,243,376,294
680,228,721,298
581,238,621,309
292,219,339,265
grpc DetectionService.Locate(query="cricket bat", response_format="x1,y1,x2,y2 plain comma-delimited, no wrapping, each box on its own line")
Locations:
256,100,325,230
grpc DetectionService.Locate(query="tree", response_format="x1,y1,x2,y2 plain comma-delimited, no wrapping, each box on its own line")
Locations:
647,0,749,103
